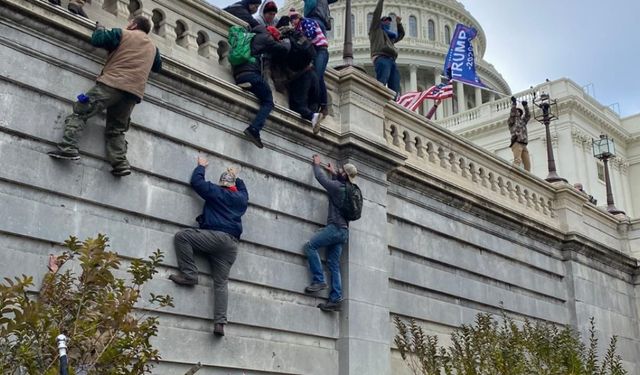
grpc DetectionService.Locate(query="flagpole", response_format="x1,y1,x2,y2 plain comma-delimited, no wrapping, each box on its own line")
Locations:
450,78,510,98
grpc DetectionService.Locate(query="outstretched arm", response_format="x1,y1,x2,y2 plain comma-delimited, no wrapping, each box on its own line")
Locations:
394,17,405,43
522,102,531,124
369,0,384,34
151,48,162,73
91,26,122,52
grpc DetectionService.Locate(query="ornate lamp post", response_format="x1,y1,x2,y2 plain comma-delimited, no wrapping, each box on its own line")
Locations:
533,93,567,183
592,134,625,215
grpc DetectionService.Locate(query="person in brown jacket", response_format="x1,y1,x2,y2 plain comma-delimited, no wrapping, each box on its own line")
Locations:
48,16,162,177
508,96,531,171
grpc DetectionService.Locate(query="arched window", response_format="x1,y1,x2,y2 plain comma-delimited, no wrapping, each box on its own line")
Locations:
444,24,451,43
367,12,373,29
326,17,334,39
151,9,165,35
196,31,210,57
428,19,435,41
409,15,417,37
388,12,397,34
175,20,188,47
350,13,355,37
128,0,141,18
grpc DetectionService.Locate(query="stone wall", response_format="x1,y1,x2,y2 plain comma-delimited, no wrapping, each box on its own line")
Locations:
0,1,638,374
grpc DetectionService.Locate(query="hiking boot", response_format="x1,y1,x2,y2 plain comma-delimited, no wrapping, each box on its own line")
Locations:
311,113,322,134
304,282,327,293
243,127,264,149
169,273,198,286
48,149,80,160
318,300,342,312
217,40,229,63
214,323,225,337
111,165,131,177
237,82,253,89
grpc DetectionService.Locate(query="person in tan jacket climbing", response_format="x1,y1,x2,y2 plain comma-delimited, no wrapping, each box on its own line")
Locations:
48,16,162,177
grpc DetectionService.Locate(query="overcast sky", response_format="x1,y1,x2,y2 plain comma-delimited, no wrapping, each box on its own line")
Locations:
208,0,640,117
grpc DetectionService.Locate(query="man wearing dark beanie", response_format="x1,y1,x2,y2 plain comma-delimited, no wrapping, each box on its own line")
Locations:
224,0,262,29
254,0,280,27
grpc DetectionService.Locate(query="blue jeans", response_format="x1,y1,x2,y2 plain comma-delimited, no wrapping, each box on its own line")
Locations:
314,47,329,108
374,56,401,97
235,72,273,133
305,224,349,302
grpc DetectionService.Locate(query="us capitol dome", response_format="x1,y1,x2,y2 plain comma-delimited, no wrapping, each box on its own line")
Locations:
283,0,511,118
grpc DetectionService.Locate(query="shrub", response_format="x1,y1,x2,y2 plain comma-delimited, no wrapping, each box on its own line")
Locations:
0,234,174,374
394,314,627,375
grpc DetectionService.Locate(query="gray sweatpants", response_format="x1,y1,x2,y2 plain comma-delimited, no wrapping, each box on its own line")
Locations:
174,228,239,324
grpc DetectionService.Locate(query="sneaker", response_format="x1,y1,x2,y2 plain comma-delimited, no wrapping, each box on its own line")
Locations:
111,166,131,177
48,149,80,160
214,323,225,337
237,82,252,89
169,273,198,286
318,300,342,312
311,113,322,134
243,127,264,149
304,282,327,293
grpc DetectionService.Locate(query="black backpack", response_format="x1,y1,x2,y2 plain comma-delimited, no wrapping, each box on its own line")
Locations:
338,182,363,221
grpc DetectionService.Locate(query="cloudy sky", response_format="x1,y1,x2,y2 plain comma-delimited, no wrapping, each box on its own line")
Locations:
208,0,640,117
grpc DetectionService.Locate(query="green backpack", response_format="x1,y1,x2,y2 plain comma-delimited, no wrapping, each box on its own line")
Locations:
227,25,256,66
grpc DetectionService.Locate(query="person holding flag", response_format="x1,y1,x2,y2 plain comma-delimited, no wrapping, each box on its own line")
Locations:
369,0,404,98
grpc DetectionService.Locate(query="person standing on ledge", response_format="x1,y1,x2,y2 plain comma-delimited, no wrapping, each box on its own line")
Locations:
170,156,249,337
369,0,404,99
47,16,161,177
304,155,362,312
508,95,531,171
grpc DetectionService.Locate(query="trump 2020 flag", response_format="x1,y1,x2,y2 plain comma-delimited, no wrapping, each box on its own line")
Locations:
444,24,486,89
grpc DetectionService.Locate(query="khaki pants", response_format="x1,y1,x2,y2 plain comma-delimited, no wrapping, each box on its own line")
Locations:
58,83,136,168
511,142,531,171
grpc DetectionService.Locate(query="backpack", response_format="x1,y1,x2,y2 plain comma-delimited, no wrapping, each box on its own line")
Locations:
288,32,315,71
338,182,363,221
228,25,256,66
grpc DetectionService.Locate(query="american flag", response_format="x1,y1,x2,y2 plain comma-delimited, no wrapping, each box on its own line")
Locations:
396,83,454,112
424,82,454,100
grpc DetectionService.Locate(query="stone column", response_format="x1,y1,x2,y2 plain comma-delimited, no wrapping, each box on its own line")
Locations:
490,92,496,102
475,87,482,107
434,71,444,119
456,80,467,112
409,65,418,92
334,67,406,375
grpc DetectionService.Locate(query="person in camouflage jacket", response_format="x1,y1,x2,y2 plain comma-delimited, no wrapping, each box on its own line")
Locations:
508,96,531,171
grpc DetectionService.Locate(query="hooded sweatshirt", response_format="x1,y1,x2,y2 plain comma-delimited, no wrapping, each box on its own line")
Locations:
303,0,338,31
231,25,288,78
224,0,261,29
368,0,404,60
254,0,280,27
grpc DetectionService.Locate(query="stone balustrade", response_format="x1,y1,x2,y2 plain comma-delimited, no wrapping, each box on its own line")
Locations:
384,104,558,226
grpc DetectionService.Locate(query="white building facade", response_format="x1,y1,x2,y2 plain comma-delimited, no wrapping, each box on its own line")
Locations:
284,0,511,119
438,78,640,218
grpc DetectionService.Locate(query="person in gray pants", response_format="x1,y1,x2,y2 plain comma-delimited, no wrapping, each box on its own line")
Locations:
170,156,249,337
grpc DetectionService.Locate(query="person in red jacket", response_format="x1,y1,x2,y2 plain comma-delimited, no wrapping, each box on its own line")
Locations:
170,156,249,337
48,16,161,177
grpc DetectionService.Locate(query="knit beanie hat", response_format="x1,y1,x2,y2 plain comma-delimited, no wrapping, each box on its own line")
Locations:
263,1,278,13
218,167,237,187
289,8,300,19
